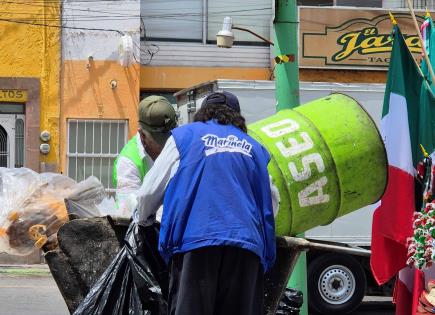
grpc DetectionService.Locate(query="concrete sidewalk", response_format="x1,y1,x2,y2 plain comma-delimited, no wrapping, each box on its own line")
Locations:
0,264,50,276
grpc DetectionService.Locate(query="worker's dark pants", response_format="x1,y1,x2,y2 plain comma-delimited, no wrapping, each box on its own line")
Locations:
167,246,264,315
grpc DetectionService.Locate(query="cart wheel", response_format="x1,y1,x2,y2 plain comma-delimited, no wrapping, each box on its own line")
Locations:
308,253,366,315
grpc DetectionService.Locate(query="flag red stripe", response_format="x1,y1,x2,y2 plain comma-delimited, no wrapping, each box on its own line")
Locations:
393,268,425,315
394,273,413,315
371,165,415,285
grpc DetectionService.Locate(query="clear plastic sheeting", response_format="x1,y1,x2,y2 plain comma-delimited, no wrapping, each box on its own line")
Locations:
64,176,106,218
0,168,76,255
115,192,139,217
0,168,128,256
73,222,167,315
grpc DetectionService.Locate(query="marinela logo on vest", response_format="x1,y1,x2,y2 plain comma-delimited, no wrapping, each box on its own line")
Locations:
201,134,253,157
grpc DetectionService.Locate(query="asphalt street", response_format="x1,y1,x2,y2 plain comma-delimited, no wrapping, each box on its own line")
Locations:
0,273,69,315
0,272,394,315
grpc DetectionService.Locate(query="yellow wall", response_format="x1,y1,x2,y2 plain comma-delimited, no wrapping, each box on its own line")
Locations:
0,1,61,169
60,61,140,173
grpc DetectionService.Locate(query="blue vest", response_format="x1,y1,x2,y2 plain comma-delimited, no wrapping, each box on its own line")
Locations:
159,120,276,272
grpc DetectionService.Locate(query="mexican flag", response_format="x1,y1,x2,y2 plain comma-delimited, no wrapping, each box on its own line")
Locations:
370,26,435,314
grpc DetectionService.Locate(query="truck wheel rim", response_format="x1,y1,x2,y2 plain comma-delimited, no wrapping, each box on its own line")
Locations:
318,264,356,305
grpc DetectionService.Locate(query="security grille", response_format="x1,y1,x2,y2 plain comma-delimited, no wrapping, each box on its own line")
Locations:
405,0,435,8
14,118,24,168
0,124,7,167
67,119,128,191
384,0,435,8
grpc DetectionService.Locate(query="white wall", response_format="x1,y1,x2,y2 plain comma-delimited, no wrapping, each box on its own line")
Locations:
62,0,140,61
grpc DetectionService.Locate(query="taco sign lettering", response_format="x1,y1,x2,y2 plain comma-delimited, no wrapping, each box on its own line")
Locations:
332,27,420,62
300,7,425,69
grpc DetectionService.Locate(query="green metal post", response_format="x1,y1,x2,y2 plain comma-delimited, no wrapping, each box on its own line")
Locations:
287,247,308,315
274,1,307,314
274,0,300,111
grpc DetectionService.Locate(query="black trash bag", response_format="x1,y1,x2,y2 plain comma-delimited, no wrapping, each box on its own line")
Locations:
73,222,167,315
276,288,303,315
139,223,169,299
275,301,300,315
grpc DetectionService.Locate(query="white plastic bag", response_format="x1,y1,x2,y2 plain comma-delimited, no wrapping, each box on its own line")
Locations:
0,168,76,255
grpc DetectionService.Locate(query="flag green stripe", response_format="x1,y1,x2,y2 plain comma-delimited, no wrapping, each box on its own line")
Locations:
383,26,435,166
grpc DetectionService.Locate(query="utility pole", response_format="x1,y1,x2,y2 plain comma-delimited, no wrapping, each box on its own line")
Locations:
274,0,300,111
273,1,307,315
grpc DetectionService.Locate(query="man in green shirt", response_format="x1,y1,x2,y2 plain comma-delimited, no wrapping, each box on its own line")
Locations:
113,95,177,198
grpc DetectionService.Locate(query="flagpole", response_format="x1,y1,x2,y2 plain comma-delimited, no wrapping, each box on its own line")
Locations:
407,0,435,85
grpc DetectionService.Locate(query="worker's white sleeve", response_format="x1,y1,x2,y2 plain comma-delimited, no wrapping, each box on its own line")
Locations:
135,136,180,225
116,157,143,193
270,175,280,217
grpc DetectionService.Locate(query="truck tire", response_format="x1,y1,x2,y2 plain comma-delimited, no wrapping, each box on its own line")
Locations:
308,253,366,315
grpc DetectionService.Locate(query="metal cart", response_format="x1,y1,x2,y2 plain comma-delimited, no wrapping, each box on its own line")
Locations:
45,216,370,314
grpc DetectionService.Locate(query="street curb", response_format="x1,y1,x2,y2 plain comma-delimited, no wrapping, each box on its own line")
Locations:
0,264,50,276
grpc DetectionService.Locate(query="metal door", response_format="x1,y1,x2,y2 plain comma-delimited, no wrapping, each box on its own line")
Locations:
0,115,14,167
0,123,7,167
0,114,24,168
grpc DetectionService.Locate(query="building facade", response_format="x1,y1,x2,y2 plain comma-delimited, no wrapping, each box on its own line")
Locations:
0,0,61,264
0,0,430,190
59,0,275,188
58,0,433,189
60,0,140,190
0,0,61,173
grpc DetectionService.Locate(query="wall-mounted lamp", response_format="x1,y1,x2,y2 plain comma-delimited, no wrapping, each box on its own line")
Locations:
216,17,274,48
216,17,234,48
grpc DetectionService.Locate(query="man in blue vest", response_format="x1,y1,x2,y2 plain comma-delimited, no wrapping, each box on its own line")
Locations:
113,95,177,198
135,91,276,315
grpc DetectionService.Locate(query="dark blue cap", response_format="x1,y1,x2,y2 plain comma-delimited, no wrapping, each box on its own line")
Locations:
201,91,240,113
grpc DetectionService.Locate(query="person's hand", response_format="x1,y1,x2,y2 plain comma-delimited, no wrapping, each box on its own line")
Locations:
132,208,156,226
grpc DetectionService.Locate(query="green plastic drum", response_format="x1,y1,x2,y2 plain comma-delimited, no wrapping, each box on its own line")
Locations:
248,93,387,236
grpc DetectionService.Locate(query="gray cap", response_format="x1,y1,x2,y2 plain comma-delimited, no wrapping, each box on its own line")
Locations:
138,96,177,145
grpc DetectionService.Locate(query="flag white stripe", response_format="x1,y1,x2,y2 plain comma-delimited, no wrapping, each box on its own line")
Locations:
381,92,414,176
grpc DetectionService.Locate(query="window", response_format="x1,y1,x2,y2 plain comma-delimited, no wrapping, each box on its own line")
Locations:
207,0,272,44
336,0,382,6
142,0,203,42
67,120,128,191
0,103,24,114
383,0,435,9
298,0,435,8
297,0,333,4
141,0,273,45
